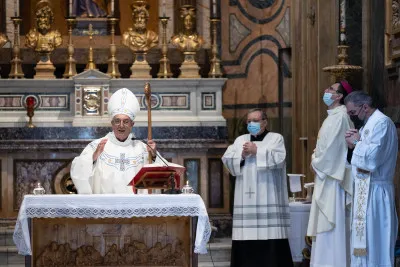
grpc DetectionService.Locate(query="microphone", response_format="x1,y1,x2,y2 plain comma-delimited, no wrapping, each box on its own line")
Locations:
131,137,169,166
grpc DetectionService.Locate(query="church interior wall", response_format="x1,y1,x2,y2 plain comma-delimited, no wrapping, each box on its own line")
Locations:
220,0,293,175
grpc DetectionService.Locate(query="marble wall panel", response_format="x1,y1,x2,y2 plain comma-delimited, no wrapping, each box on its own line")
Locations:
184,159,200,193
13,159,71,210
0,94,69,111
208,158,223,208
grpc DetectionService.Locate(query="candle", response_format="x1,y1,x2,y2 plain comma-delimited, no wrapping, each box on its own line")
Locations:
212,0,217,17
69,0,73,17
162,0,166,17
339,0,346,44
111,0,114,16
14,0,18,17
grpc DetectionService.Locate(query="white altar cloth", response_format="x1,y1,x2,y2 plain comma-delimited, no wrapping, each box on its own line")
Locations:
288,202,311,262
13,194,211,256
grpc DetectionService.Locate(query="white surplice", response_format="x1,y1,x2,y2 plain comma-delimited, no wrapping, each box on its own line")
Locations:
307,105,353,267
222,132,290,240
71,132,166,194
350,109,398,267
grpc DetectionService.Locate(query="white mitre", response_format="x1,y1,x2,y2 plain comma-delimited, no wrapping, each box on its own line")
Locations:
108,88,140,120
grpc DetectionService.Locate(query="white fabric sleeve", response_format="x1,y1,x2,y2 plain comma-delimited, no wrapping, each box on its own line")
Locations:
352,120,391,172
70,143,97,194
256,134,286,169
221,140,243,176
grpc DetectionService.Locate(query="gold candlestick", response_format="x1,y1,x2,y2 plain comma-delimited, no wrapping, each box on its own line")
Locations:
106,17,121,78
9,17,24,79
63,17,77,78
85,24,97,71
209,18,222,78
157,16,172,78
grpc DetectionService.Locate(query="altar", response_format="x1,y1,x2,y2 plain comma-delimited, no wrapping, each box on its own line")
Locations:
13,194,211,267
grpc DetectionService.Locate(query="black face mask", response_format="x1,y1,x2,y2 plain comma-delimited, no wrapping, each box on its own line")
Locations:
349,105,365,129
350,115,364,129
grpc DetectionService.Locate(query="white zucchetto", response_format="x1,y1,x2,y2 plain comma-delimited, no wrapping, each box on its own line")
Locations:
108,88,140,121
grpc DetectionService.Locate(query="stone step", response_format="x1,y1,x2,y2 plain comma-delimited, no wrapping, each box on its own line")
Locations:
0,246,25,266
198,261,230,267
0,229,15,247
199,238,231,263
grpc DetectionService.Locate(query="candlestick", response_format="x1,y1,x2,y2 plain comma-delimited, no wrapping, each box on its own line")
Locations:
63,17,77,78
25,96,36,128
209,18,222,78
157,16,172,78
14,0,17,17
107,17,121,78
9,17,24,79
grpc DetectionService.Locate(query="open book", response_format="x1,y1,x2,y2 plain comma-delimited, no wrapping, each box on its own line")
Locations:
129,162,185,190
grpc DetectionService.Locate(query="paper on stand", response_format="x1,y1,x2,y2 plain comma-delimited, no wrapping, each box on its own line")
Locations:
287,174,304,193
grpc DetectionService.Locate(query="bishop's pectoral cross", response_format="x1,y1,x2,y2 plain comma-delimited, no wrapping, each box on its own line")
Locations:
245,187,255,199
116,153,129,171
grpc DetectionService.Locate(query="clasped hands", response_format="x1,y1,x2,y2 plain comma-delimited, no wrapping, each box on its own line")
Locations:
242,141,257,159
345,128,361,149
92,139,157,162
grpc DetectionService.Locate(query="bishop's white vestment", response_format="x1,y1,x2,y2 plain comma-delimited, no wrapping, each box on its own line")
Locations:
307,105,353,267
71,132,165,194
350,109,398,267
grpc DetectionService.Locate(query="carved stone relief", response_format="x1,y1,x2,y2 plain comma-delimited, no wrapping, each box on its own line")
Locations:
393,0,400,31
33,218,190,267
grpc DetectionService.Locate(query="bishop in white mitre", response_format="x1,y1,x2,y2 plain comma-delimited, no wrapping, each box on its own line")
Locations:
71,88,166,194
344,91,398,267
307,81,354,267
222,109,293,267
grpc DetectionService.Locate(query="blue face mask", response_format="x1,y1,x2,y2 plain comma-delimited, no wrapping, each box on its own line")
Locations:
247,122,261,135
323,93,334,106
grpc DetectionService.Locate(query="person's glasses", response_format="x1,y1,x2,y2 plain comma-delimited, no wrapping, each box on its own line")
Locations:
327,86,340,94
112,119,132,126
247,119,266,124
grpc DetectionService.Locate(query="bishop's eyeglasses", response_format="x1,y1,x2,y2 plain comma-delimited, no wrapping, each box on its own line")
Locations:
111,118,132,126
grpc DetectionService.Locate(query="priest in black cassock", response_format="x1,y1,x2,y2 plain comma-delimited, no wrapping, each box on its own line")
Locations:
222,108,293,267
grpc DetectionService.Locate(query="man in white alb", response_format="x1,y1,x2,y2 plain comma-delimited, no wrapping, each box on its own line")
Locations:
344,91,398,267
222,108,293,267
70,88,166,194
307,81,354,267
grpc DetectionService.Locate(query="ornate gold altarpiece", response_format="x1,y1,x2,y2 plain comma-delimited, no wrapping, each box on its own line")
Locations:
14,195,211,267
